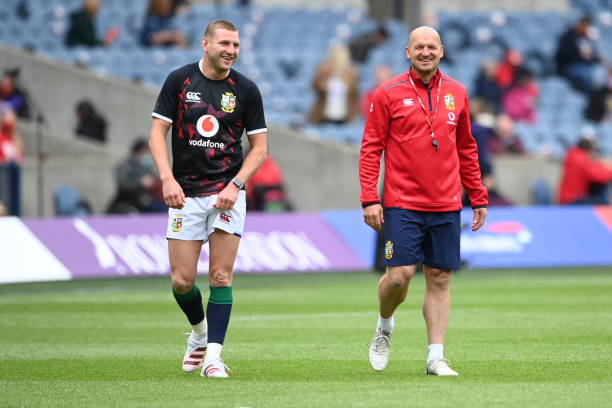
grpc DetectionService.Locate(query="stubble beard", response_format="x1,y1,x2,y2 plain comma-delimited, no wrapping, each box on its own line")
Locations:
209,53,235,76
413,59,439,78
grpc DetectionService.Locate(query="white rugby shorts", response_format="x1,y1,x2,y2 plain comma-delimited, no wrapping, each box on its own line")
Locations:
166,191,246,241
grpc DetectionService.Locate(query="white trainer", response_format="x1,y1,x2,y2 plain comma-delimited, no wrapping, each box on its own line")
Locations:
369,329,391,371
201,358,230,378
426,358,459,376
182,334,207,373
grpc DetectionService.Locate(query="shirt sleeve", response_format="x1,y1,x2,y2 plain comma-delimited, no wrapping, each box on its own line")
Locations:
359,86,389,206
243,82,267,135
583,157,612,183
456,92,488,207
152,70,181,124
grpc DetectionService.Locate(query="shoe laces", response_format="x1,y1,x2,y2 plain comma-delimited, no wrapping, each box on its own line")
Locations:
207,358,232,373
430,358,452,368
373,331,390,353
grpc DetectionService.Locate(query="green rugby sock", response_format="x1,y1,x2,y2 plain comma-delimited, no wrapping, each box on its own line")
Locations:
173,285,205,326
208,286,233,305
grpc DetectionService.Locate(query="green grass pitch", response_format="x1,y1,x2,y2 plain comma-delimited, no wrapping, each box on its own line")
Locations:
1,268,612,408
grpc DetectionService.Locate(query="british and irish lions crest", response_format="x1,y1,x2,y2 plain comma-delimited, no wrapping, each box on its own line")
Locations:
171,215,183,232
221,92,236,113
384,241,394,260
444,93,455,111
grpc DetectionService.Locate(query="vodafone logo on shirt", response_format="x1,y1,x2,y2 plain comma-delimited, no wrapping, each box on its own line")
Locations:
190,115,224,149
196,115,219,138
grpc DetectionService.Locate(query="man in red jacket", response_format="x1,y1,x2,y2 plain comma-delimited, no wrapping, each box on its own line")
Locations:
558,136,612,204
359,26,488,376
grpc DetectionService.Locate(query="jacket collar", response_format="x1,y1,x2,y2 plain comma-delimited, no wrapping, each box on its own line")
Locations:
408,67,442,88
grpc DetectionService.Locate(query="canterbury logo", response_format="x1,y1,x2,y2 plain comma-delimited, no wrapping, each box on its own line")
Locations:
186,92,201,102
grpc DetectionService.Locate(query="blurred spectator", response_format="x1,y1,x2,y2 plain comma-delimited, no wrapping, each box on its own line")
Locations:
0,69,30,119
558,132,612,205
15,1,30,21
170,0,190,17
495,49,523,92
585,67,611,123
140,0,188,47
555,16,600,95
361,64,393,118
348,26,389,64
0,201,7,216
489,114,525,154
463,174,513,207
502,67,539,123
75,100,107,143
107,139,165,213
246,154,292,212
65,0,119,47
309,44,359,125
0,106,24,163
0,104,24,216
473,60,502,113
470,97,497,177
482,174,513,206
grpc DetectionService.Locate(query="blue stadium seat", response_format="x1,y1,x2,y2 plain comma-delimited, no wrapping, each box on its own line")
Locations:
0,2,608,151
531,178,553,205
54,184,92,216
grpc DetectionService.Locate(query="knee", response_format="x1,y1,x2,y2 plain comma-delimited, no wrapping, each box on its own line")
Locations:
386,266,415,287
209,268,232,287
171,275,195,294
426,268,452,289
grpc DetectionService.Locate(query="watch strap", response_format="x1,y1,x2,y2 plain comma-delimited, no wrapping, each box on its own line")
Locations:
231,177,244,189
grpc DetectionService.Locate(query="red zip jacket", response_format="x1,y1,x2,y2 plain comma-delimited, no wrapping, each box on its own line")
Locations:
359,69,488,211
558,146,612,204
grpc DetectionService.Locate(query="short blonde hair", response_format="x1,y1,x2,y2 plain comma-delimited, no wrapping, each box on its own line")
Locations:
204,20,238,39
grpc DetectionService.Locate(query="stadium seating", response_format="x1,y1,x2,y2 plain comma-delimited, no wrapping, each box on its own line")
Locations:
0,0,610,156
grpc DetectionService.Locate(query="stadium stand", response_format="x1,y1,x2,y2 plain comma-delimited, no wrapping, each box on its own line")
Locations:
0,0,610,215
0,1,610,157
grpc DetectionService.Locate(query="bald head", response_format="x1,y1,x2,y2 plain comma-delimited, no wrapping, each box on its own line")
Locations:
409,26,442,47
406,26,444,81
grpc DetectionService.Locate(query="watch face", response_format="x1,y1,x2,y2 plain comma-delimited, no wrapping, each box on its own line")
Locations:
232,178,243,188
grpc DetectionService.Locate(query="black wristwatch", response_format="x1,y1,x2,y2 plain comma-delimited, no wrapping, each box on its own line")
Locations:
231,177,244,189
